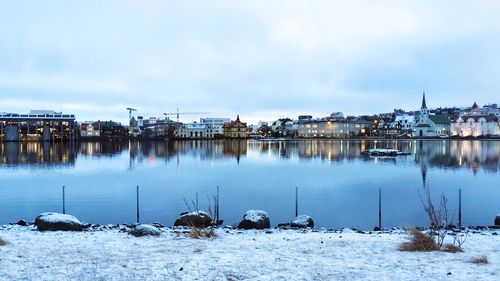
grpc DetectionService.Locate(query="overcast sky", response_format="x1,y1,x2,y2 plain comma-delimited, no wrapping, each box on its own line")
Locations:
1,1,499,124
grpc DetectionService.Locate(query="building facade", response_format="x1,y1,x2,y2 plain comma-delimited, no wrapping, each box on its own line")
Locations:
177,122,214,139
0,110,77,142
450,102,500,137
298,119,371,138
200,118,230,137
223,115,248,139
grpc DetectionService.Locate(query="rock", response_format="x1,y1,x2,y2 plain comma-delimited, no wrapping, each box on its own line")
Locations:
129,224,161,237
290,215,314,228
238,210,270,229
152,222,164,228
17,220,27,226
373,226,381,231
34,212,83,231
495,214,500,226
174,211,212,228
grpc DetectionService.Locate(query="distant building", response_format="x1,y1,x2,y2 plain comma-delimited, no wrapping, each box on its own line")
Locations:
450,102,500,137
80,121,127,139
223,115,248,139
393,114,415,132
79,122,100,137
413,92,451,137
177,122,214,139
298,115,313,123
0,110,77,141
298,119,371,138
200,118,230,137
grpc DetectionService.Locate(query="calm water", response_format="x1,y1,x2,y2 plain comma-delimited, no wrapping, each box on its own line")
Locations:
0,140,498,230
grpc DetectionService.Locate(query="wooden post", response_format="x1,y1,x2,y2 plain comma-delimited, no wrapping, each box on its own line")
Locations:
62,186,66,214
136,186,140,224
295,187,298,217
458,188,462,228
378,188,382,230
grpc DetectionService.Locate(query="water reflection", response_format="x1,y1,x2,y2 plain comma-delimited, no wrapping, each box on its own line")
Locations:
0,142,76,168
0,140,498,173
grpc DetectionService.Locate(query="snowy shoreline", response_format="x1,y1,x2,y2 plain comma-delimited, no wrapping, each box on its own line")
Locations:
0,225,498,281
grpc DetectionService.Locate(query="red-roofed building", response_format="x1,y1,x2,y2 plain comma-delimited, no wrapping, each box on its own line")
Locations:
223,115,248,139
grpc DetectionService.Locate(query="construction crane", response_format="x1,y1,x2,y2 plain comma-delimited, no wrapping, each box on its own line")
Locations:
126,107,137,121
163,108,213,122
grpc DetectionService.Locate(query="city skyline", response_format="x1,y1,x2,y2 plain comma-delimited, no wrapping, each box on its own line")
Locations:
1,1,500,124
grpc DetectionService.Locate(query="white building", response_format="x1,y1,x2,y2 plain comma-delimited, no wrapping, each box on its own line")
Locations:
451,102,500,137
177,122,214,139
392,114,414,131
200,118,230,136
413,92,451,137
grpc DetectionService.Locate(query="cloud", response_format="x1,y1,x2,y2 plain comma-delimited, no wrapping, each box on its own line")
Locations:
1,1,499,124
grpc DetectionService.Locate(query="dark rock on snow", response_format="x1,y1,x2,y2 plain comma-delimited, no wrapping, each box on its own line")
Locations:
34,212,83,231
17,220,27,226
238,210,270,229
174,211,212,228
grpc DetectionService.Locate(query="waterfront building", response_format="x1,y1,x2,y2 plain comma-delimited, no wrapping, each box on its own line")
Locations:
297,119,371,138
200,118,231,137
80,121,128,139
177,122,214,139
450,102,500,137
223,115,248,139
413,93,451,137
393,114,415,131
79,122,100,137
0,110,77,142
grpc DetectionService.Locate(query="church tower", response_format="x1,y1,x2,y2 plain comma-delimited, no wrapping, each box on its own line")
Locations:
420,91,429,122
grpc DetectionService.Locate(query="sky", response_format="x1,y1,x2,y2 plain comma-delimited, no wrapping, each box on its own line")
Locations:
1,0,499,124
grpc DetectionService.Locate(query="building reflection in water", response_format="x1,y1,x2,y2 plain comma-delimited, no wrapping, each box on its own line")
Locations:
0,140,498,174
0,142,77,168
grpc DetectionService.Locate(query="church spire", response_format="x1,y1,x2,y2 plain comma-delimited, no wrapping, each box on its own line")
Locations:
236,115,240,122
421,91,427,109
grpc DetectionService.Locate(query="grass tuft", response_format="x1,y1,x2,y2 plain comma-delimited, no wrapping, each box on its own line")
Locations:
0,237,6,246
189,227,217,239
399,229,439,252
441,244,463,253
470,256,488,264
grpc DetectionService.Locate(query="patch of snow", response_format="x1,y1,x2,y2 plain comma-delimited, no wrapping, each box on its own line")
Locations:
242,210,268,222
181,211,209,217
0,226,498,280
36,212,81,224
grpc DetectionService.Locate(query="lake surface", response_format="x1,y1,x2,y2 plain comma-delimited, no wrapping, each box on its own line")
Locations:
0,140,498,230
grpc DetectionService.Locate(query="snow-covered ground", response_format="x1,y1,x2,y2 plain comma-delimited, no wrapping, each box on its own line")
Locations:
0,226,498,281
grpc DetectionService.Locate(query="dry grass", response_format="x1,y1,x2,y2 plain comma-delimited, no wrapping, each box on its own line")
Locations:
470,256,489,265
0,237,6,246
189,227,217,239
441,244,463,253
399,229,439,252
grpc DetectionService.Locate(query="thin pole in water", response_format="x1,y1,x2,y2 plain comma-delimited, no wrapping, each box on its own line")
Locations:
216,186,220,223
196,192,199,213
136,185,140,224
378,188,382,230
458,188,462,228
62,186,66,214
295,186,298,217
